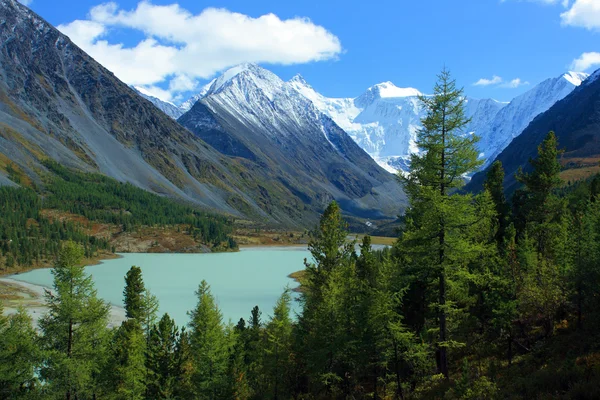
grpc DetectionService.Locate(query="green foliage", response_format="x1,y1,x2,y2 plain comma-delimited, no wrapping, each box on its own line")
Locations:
124,266,145,320
0,186,111,270
263,289,293,399
0,306,41,398
146,313,181,399
401,68,483,379
6,92,600,400
42,160,236,248
39,241,110,399
188,280,231,399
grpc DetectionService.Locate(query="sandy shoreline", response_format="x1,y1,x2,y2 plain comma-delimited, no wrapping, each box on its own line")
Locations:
0,277,127,329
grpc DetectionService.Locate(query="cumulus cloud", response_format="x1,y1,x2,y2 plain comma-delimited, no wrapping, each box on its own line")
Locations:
570,52,600,71
502,78,530,88
58,1,342,102
473,75,503,86
561,0,600,30
473,75,529,88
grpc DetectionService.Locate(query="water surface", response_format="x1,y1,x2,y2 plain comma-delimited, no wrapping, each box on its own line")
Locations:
11,247,311,326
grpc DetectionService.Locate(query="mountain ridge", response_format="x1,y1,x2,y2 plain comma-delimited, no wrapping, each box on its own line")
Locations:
0,0,404,227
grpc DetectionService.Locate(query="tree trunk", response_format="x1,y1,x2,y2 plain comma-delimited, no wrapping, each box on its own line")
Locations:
438,83,449,380
66,318,73,400
439,270,448,379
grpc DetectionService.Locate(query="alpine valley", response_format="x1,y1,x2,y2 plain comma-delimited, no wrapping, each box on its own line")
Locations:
0,0,404,229
0,0,597,231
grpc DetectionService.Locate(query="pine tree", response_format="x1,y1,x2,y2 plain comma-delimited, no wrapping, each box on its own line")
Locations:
146,313,179,399
124,266,145,320
39,241,110,399
401,68,482,379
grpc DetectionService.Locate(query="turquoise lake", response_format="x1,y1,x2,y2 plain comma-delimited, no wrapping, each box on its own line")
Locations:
10,248,311,326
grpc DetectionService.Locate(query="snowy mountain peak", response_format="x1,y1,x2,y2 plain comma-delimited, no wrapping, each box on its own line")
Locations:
355,81,422,108
372,82,422,98
205,63,283,101
563,71,589,86
289,73,311,87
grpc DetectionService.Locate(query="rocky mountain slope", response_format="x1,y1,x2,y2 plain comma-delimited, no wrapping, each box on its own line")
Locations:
468,69,600,193
178,64,406,221
0,0,404,227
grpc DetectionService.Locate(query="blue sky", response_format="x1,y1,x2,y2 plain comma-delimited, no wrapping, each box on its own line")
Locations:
21,0,600,103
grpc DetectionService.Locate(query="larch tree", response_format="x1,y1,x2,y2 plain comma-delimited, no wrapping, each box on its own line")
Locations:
264,289,294,400
188,280,230,399
401,68,482,379
39,241,109,399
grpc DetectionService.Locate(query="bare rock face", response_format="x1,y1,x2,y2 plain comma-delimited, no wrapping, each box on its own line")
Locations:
0,0,405,227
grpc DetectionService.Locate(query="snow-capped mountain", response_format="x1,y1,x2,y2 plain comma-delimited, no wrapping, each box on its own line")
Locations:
178,63,406,220
468,68,600,194
179,79,216,113
289,71,588,172
474,71,589,164
133,86,185,119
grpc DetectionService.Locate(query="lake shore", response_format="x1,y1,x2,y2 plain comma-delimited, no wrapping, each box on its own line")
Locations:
0,277,127,329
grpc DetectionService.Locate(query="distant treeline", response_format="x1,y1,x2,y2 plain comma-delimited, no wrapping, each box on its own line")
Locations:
43,160,236,247
0,161,237,271
0,186,111,269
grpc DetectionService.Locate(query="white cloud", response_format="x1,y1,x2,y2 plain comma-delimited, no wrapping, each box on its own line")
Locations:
473,75,530,89
561,0,600,30
501,78,530,88
58,1,342,102
473,75,503,86
570,51,600,71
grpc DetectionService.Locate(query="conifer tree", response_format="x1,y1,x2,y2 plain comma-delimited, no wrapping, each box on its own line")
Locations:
485,161,510,248
516,131,565,259
110,320,147,399
146,313,179,399
401,68,482,379
188,280,230,399
124,266,145,320
173,328,195,399
264,289,294,399
39,241,109,399
298,201,354,393
0,306,41,398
